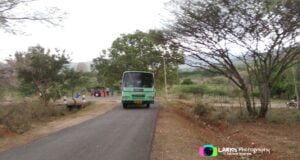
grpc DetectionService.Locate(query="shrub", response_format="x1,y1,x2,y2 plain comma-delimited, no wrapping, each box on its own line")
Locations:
3,103,31,134
30,102,49,120
181,78,194,85
267,112,285,124
180,85,208,95
216,111,227,120
1,100,92,134
194,102,207,117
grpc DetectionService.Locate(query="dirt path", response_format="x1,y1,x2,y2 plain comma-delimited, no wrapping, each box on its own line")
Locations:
0,99,119,152
151,100,297,160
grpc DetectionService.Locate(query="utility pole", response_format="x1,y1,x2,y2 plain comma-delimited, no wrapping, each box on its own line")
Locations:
162,55,168,100
156,45,169,100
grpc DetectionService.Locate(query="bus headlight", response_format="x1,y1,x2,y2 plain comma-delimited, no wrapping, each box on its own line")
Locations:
147,96,154,100
122,96,130,100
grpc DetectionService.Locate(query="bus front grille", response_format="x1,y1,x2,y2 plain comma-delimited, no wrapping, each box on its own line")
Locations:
133,88,144,92
132,95,145,100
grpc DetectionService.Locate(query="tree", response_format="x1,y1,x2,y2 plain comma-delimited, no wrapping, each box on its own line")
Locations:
93,30,184,87
8,45,69,105
0,0,65,34
168,0,300,118
92,52,113,87
62,68,87,105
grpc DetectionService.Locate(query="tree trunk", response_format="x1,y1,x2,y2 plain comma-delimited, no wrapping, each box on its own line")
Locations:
259,83,271,118
242,89,253,116
71,89,77,105
292,67,299,109
246,67,256,115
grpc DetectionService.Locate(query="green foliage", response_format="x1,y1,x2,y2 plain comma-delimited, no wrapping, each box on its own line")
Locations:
177,84,231,97
210,77,227,85
179,85,208,95
92,30,184,87
18,83,36,97
208,87,227,96
181,78,194,85
271,70,294,98
9,45,69,105
179,69,221,78
62,68,88,104
84,72,99,91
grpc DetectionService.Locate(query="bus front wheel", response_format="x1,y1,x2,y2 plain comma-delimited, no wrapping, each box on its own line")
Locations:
123,104,127,109
146,104,150,108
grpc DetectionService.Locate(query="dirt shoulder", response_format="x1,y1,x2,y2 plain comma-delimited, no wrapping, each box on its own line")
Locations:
151,99,299,160
0,100,119,152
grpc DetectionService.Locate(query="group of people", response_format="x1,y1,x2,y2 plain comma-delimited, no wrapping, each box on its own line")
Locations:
91,87,113,97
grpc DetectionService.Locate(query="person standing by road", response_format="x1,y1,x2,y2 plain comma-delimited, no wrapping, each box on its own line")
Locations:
106,88,110,96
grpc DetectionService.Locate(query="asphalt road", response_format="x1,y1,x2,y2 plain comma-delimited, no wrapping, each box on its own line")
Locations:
0,103,160,160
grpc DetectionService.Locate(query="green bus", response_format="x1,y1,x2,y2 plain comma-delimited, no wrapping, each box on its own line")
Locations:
121,71,155,108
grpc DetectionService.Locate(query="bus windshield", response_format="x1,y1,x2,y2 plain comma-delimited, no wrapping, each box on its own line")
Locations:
123,72,154,88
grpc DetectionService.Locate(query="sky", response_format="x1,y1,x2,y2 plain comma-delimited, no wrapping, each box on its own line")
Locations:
0,0,170,62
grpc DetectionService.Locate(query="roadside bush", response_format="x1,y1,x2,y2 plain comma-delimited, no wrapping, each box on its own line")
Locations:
208,108,253,125
1,100,93,134
30,102,48,120
267,112,285,124
181,85,208,96
266,109,300,124
31,102,67,119
194,102,207,117
215,111,227,120
181,78,194,85
3,103,31,134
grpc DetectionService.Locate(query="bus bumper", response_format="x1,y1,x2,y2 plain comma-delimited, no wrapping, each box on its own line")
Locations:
122,100,154,105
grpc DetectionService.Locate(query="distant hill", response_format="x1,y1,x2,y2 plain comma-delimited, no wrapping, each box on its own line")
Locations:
66,61,93,72
0,62,8,69
179,64,194,72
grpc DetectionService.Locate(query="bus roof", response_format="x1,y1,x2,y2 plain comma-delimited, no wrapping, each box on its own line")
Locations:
123,71,153,74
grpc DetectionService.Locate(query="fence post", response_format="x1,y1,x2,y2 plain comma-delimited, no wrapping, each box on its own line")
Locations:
82,95,86,103
63,96,67,105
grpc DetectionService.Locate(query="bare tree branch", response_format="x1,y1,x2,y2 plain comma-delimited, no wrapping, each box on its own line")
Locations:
0,0,65,34
167,0,300,118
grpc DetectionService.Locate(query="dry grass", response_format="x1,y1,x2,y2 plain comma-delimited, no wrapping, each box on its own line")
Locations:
0,101,94,134
152,97,300,160
0,100,118,152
